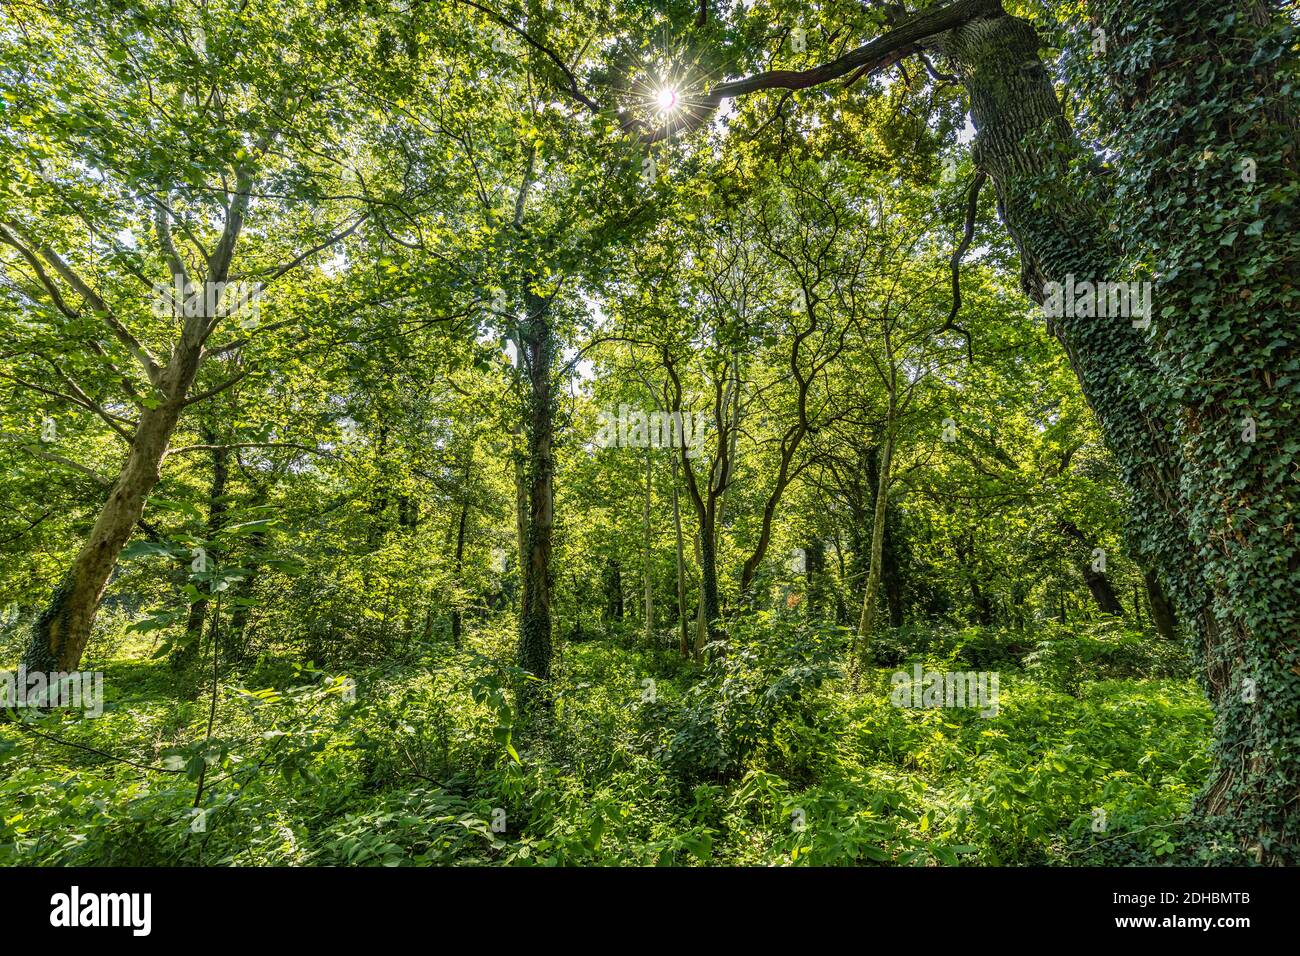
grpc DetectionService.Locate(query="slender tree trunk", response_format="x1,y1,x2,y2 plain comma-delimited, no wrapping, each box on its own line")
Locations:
864,444,905,627
670,350,736,658
737,460,796,597
513,424,528,579
222,523,264,664
172,428,229,670
853,431,893,677
1081,562,1125,617
968,577,994,626
602,558,624,623
451,495,469,647
804,537,826,617
1058,520,1125,616
642,449,654,648
694,506,720,658
670,454,690,657
848,511,868,607
700,358,741,654
25,398,185,671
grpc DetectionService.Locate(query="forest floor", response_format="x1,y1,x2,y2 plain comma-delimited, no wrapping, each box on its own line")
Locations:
0,616,1213,866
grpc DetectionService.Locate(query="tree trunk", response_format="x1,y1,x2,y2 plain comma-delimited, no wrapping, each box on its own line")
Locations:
451,494,469,647
672,349,737,658
1145,569,1178,642
513,424,528,580
25,398,185,671
602,558,624,623
171,428,229,670
853,432,893,677
642,448,654,648
22,175,253,672
1081,562,1125,617
671,454,690,657
968,578,994,626
694,506,721,658
955,536,994,625
864,444,905,627
517,285,554,702
804,537,827,618
1058,520,1125,616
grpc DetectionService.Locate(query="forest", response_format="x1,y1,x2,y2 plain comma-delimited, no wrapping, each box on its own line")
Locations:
0,0,1296,872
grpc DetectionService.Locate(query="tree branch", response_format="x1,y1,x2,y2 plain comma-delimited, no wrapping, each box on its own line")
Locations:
0,223,165,385
940,169,987,362
641,0,1000,142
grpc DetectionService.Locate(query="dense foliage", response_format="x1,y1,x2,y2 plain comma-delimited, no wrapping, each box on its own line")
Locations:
0,0,1293,866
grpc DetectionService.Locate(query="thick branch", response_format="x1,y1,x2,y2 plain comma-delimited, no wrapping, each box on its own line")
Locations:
642,0,1001,143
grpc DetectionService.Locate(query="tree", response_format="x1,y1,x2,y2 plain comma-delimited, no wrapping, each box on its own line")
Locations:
0,1,408,671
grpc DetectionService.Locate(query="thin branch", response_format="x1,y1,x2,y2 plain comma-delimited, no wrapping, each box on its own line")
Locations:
153,201,191,289
15,444,111,485
453,0,602,115
0,371,134,443
940,169,987,362
182,370,250,407
254,213,368,284
1,714,184,775
166,441,335,458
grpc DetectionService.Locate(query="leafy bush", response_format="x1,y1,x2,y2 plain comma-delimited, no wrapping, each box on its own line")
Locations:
657,613,843,785
1025,619,1192,692
872,623,1033,670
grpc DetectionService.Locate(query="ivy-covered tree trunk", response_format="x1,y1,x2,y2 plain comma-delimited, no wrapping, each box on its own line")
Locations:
694,505,721,658
1088,0,1299,861
517,285,554,702
940,0,1299,861
864,443,906,627
1145,569,1178,642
